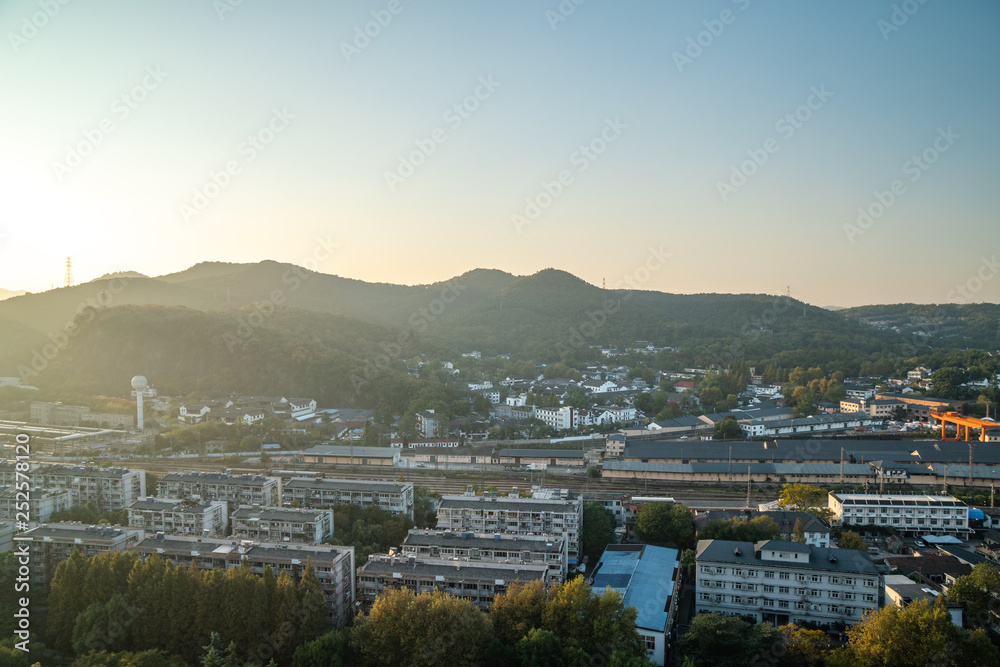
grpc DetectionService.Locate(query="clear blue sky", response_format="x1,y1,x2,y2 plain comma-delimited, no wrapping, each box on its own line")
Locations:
1,0,997,306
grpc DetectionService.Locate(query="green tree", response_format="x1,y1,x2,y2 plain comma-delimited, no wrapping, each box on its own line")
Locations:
713,416,743,440
837,530,867,551
947,562,1000,628
516,628,565,667
635,503,694,548
290,628,353,667
352,589,493,667
581,502,616,562
831,598,999,667
775,624,832,666
792,518,806,543
543,577,644,658
490,580,547,645
586,465,601,479
47,550,94,652
777,484,827,513
678,613,781,667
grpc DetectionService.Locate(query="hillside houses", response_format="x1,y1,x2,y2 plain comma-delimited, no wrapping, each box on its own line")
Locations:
178,395,318,425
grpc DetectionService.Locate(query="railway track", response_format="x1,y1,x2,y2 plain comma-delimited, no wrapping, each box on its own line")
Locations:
110,457,777,507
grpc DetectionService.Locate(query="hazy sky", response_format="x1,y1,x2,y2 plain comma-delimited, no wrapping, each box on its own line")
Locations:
1,0,997,307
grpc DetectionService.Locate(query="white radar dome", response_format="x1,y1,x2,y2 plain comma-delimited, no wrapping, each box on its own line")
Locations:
131,376,148,390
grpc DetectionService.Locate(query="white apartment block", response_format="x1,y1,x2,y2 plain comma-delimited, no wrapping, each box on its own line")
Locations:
415,410,439,438
133,535,356,627
401,529,568,580
231,506,334,544
158,472,282,507
357,553,551,612
533,406,591,431
128,497,228,536
828,493,971,538
696,539,880,629
283,478,414,519
31,465,146,511
436,494,583,564
0,487,71,523
15,523,145,585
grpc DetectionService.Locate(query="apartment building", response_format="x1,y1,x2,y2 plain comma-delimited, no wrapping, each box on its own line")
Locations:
401,529,568,580
127,497,228,536
436,494,583,565
132,535,356,627
532,406,591,431
357,553,550,612
15,523,144,585
696,539,880,629
283,478,414,519
31,465,146,511
231,506,334,544
0,487,71,523
415,410,439,438
828,493,971,538
157,472,282,507
591,545,682,667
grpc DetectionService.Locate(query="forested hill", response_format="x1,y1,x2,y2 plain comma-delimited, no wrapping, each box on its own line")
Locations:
841,303,1000,351
0,261,976,396
429,269,908,363
10,305,449,406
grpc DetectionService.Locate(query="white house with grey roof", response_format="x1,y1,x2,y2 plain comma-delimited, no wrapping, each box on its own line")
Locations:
401,529,568,579
158,472,282,507
436,494,583,565
127,497,228,536
357,552,551,612
828,493,971,538
231,506,334,544
283,477,414,519
696,539,880,629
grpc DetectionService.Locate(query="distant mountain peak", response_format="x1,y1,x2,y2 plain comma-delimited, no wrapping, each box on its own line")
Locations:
0,287,26,301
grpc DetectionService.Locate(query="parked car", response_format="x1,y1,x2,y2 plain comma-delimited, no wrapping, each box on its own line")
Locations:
914,539,927,548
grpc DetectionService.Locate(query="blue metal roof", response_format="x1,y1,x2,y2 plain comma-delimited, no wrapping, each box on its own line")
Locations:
591,545,679,633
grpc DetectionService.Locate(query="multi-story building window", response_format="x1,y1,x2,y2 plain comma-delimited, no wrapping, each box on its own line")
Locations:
695,539,880,630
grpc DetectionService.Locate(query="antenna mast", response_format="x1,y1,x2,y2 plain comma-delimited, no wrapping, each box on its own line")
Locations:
64,257,73,287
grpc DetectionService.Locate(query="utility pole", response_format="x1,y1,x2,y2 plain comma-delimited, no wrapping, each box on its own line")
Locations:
943,465,948,494
840,447,844,486
991,482,995,509
969,442,975,491
729,446,733,482
746,466,752,509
